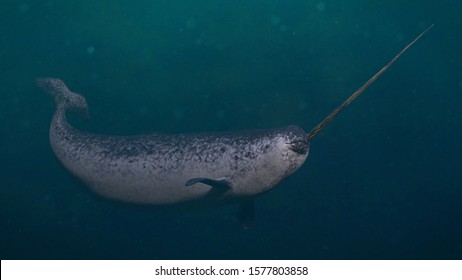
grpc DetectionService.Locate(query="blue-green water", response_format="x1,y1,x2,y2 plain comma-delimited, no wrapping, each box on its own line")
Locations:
1,0,461,259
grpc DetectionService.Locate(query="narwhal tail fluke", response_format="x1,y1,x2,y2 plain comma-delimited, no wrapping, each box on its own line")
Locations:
306,24,434,142
36,78,89,118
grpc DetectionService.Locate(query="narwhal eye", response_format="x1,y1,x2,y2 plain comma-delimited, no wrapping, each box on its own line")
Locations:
287,140,309,155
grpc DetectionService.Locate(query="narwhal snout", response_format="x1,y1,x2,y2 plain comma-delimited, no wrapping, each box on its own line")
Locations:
288,140,309,155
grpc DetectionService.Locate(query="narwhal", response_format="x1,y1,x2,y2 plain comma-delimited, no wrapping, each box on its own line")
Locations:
38,25,432,228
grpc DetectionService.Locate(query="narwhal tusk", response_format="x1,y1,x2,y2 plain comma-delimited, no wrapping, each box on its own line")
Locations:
306,24,434,142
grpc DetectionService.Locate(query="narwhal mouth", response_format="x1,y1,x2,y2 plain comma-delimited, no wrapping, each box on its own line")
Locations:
288,140,309,155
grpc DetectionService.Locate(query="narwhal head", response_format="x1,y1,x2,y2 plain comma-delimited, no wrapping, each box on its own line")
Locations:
249,125,309,194
228,125,310,196
276,125,310,176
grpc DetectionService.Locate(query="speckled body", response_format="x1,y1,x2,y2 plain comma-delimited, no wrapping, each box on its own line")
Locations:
38,78,309,208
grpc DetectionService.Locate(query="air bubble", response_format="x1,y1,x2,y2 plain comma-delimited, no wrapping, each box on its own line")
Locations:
19,3,29,13
87,46,95,55
316,2,326,11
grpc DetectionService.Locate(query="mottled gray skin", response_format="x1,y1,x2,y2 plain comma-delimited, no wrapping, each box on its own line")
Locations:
37,78,309,208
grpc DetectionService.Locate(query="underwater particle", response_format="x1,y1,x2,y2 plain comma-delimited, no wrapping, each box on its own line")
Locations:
91,72,98,80
186,19,197,29
215,43,225,51
20,119,31,129
11,96,21,105
215,110,225,119
138,105,149,116
19,3,29,13
173,107,184,120
395,32,404,42
271,15,281,26
316,2,326,11
87,46,95,55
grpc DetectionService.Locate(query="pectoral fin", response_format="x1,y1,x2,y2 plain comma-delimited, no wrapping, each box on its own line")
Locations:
185,177,232,189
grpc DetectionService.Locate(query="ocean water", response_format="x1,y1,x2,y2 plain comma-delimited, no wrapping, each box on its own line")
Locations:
1,0,461,259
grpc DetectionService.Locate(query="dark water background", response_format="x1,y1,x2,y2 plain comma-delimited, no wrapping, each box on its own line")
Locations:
1,0,461,259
